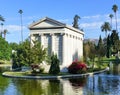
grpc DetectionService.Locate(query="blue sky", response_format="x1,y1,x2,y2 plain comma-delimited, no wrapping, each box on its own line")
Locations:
0,0,120,43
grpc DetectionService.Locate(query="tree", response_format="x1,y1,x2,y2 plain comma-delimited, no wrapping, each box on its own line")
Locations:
97,35,103,49
96,36,106,57
0,15,5,22
114,40,120,53
112,4,118,31
83,40,96,69
3,29,8,39
101,22,111,37
109,14,114,29
30,40,47,64
0,23,3,37
49,53,60,75
106,35,112,58
11,39,47,68
0,15,5,37
0,36,11,60
110,30,119,53
83,42,91,62
96,36,106,68
18,9,23,42
9,42,19,50
89,42,96,70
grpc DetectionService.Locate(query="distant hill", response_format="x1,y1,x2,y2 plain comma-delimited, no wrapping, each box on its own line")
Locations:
84,38,99,45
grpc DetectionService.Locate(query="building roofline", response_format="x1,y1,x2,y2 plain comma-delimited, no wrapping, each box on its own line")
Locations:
28,17,84,35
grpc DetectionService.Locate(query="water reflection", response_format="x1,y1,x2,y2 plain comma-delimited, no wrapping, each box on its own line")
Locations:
98,74,120,95
112,63,120,75
68,77,87,95
48,80,62,95
69,77,87,87
0,74,9,95
1,65,120,95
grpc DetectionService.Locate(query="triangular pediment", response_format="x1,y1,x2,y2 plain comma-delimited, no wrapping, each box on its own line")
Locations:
29,17,66,29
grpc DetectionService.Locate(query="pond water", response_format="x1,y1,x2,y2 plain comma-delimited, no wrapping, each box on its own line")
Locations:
0,65,120,95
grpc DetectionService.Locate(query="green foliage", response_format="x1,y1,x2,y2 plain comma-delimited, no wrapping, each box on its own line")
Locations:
30,40,47,64
9,42,19,50
49,53,60,75
11,39,47,68
101,22,111,37
96,36,106,57
106,35,112,58
0,36,11,60
110,30,119,53
83,41,96,62
31,64,44,74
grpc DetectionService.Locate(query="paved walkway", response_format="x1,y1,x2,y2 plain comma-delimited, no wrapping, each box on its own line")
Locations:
2,69,108,80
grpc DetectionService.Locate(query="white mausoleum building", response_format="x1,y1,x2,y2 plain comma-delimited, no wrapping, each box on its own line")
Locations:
29,17,84,69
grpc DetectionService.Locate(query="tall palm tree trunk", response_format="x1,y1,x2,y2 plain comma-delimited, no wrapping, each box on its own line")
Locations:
115,13,118,31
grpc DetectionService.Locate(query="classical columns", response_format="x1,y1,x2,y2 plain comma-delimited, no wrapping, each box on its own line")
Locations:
50,33,55,54
39,33,44,46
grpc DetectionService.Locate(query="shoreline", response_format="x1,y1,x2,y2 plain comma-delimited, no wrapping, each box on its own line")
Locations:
0,64,11,67
2,69,108,80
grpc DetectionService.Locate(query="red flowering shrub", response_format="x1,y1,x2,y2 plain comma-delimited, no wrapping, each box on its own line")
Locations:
68,61,87,74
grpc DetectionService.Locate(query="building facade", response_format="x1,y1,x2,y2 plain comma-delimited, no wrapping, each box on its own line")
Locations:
29,17,84,69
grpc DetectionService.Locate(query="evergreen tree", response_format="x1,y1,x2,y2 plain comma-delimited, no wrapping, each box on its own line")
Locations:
0,36,11,60
49,53,60,75
106,35,111,58
110,30,119,53
97,35,103,49
96,36,106,57
12,39,47,68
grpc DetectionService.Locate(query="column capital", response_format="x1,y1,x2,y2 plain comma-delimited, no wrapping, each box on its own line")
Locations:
60,33,65,36
50,33,54,36
39,33,44,36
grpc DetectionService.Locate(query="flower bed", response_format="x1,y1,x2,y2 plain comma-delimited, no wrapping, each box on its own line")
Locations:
68,61,87,74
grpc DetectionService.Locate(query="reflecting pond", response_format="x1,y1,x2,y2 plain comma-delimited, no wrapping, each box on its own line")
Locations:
0,65,120,95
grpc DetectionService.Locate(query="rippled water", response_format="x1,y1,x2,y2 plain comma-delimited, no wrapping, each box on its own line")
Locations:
0,66,120,95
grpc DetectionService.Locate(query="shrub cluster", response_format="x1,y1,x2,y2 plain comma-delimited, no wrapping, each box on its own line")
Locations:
31,64,44,73
68,61,87,74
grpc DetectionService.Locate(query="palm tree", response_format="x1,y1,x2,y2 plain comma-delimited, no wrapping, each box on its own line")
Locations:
0,15,5,22
101,22,111,37
109,14,114,29
0,23,3,37
18,9,23,42
0,15,5,37
112,4,118,31
3,29,8,39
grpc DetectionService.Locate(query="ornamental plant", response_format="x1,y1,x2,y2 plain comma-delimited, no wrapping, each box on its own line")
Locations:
49,53,60,75
31,64,44,73
68,61,87,74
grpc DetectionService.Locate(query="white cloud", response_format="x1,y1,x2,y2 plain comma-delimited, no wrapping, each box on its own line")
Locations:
5,25,27,32
80,22,103,29
82,14,102,19
79,13,120,29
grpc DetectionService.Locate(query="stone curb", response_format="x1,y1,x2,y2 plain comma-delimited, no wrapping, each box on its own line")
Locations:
2,69,108,80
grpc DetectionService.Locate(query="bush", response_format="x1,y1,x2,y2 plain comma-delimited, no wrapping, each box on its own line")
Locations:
49,54,60,75
0,60,5,64
31,64,44,74
68,61,87,74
